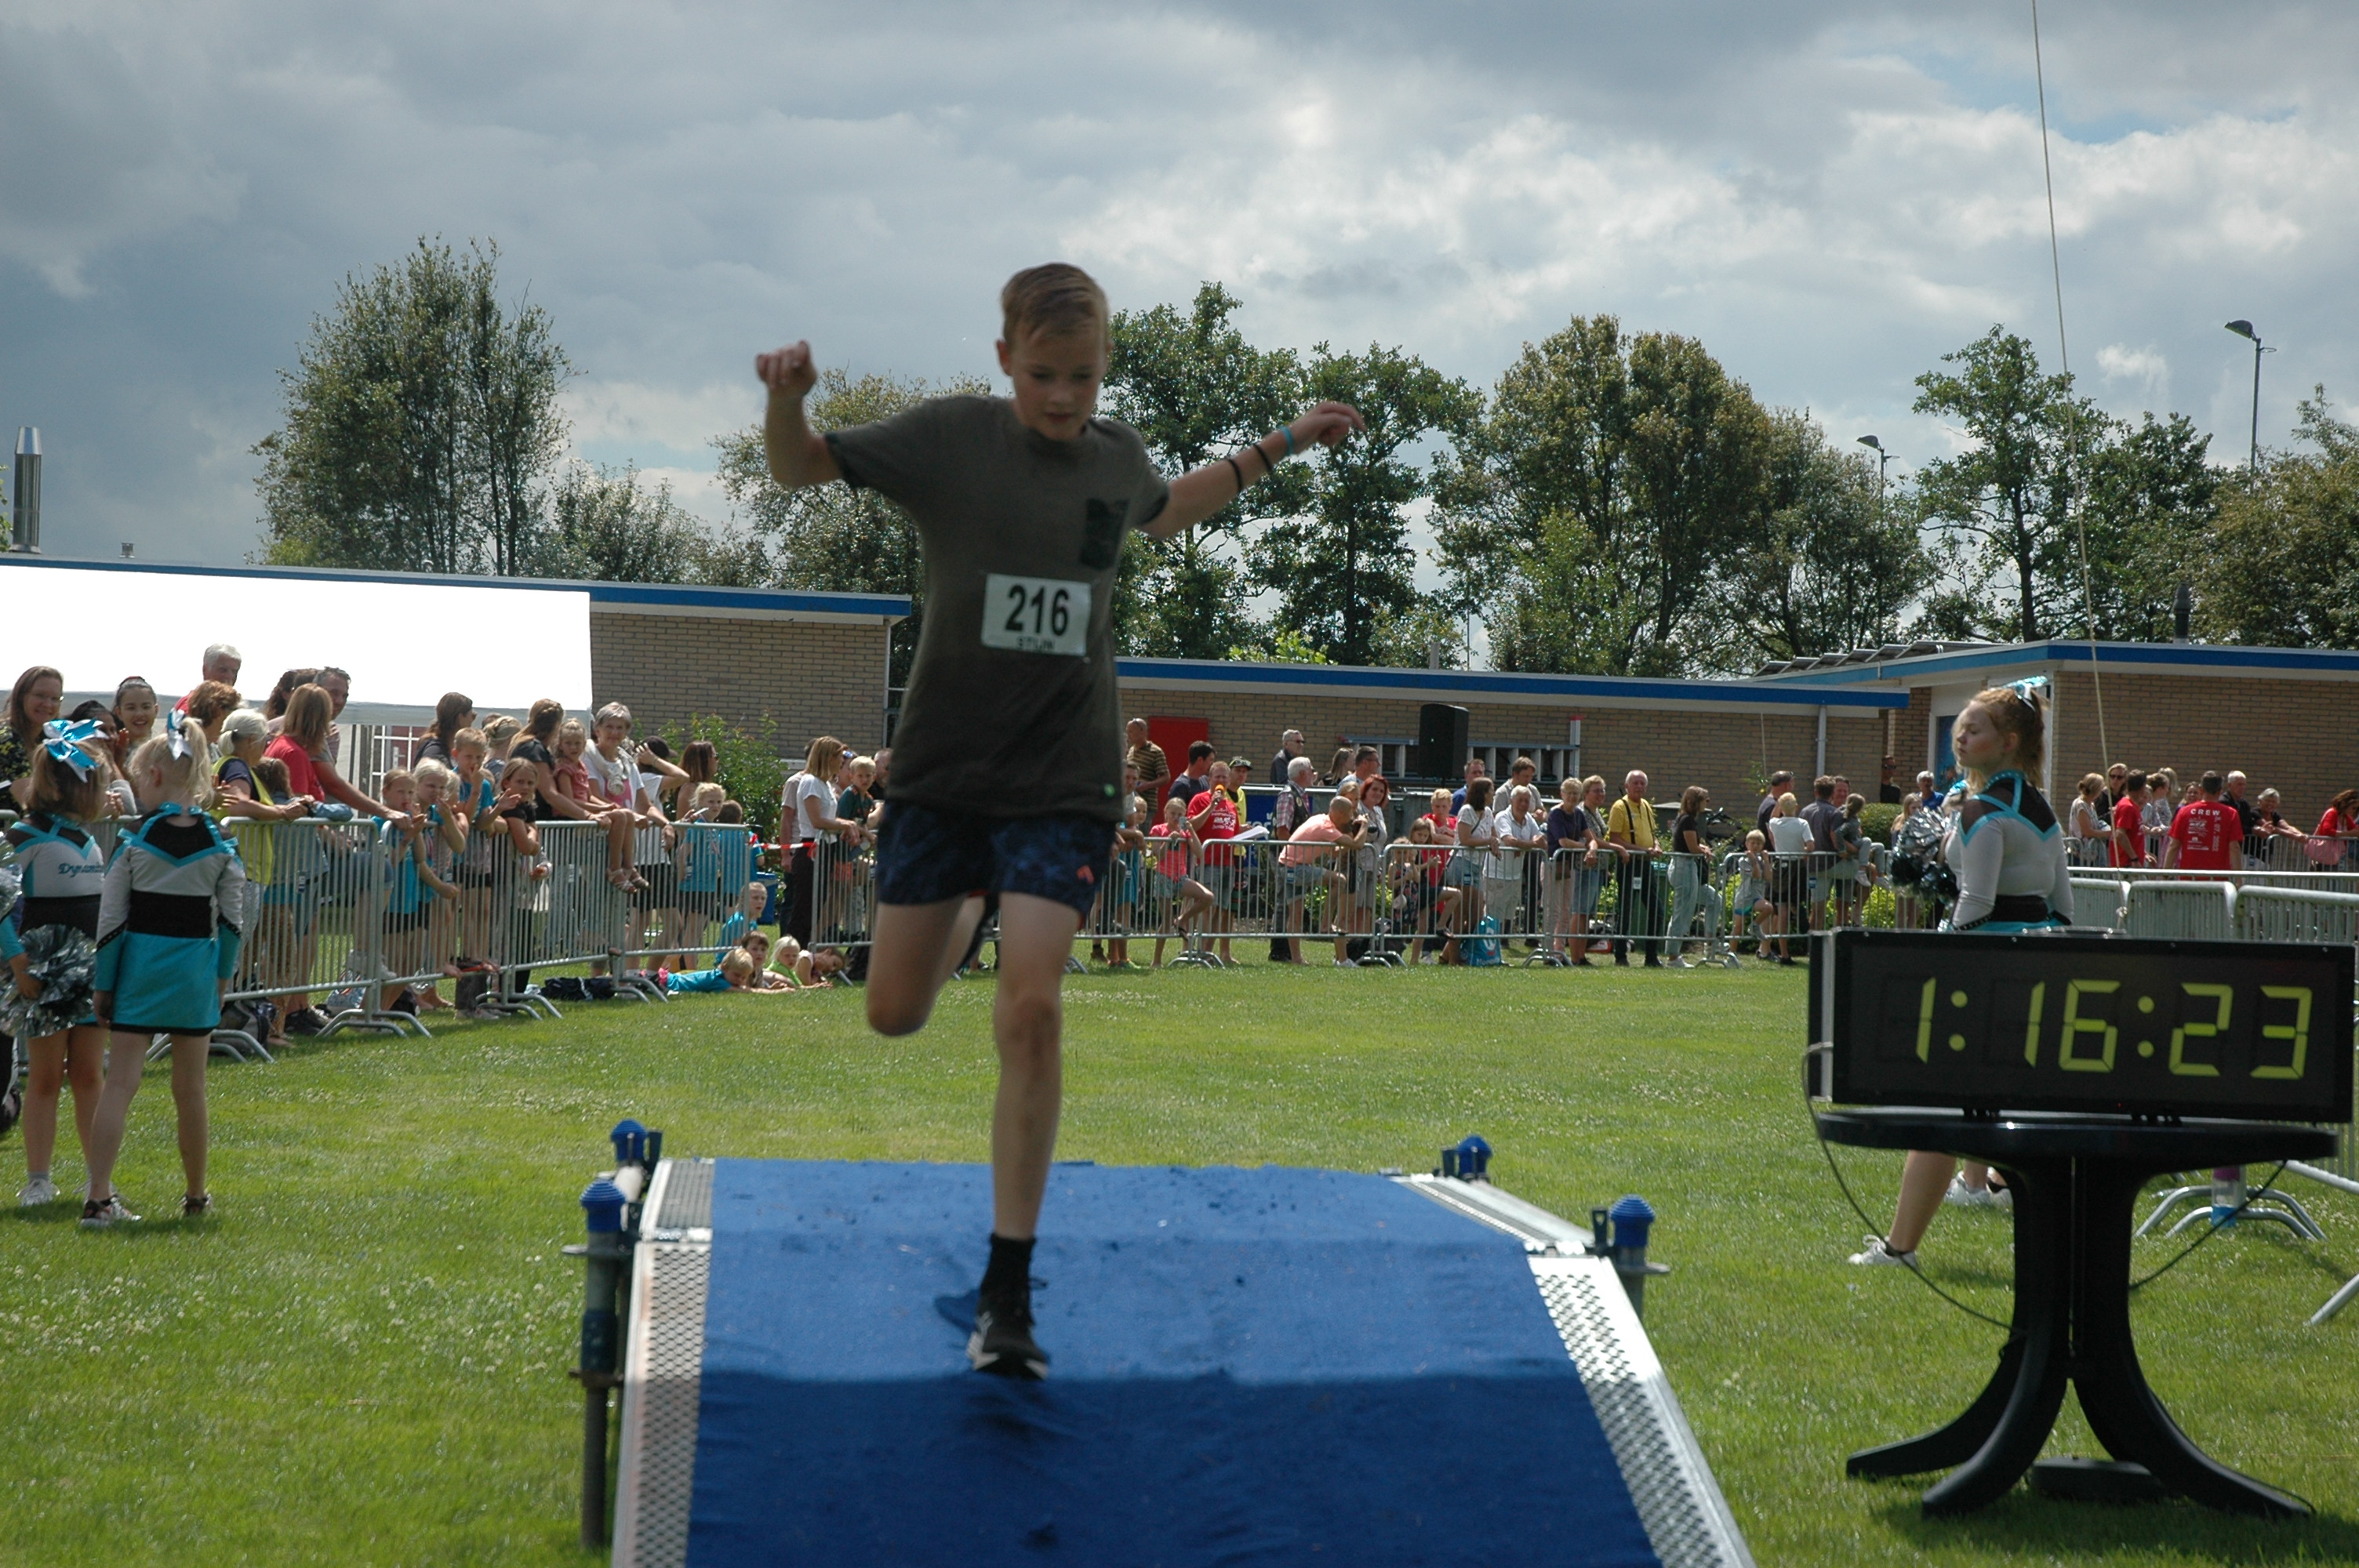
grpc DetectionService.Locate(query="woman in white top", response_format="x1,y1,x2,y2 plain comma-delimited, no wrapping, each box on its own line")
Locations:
780,735,855,949
1762,791,1813,964
1450,779,1497,941
2066,772,2110,866
1853,687,2071,1269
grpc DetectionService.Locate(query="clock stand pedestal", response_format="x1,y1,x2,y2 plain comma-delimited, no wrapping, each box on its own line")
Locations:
1817,1109,2333,1517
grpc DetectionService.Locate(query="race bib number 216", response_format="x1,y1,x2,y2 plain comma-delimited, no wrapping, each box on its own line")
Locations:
982,574,1090,656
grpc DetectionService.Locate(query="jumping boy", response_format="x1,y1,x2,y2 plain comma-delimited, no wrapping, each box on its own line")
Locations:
754,263,1361,1378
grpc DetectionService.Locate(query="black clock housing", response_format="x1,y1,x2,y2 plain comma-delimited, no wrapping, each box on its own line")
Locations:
1810,931,2353,1121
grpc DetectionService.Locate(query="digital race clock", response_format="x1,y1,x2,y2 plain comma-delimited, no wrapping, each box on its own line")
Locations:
1808,931,2354,1121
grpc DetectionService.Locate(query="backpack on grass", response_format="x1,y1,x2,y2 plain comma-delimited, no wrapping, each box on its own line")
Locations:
1463,916,1503,967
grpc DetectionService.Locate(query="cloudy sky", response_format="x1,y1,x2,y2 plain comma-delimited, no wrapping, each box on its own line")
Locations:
5,1,2352,568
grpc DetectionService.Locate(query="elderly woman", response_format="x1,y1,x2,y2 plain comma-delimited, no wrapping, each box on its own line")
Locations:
1488,783,1545,938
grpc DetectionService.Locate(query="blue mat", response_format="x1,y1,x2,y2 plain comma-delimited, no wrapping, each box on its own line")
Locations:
688,1160,1658,1567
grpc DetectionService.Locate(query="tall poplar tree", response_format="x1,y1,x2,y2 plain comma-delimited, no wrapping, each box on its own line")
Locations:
256,238,569,575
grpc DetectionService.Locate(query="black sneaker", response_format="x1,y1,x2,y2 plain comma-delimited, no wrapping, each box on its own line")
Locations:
968,1284,1049,1381
284,1007,328,1037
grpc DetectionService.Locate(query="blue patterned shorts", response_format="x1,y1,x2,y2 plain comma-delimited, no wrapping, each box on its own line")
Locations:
874,803,1116,921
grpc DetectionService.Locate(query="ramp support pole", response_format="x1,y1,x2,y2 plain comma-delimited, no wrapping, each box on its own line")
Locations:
572,1177,629,1548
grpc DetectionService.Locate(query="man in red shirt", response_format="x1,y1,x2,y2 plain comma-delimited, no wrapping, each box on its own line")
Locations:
2110,768,2148,867
2166,771,2244,872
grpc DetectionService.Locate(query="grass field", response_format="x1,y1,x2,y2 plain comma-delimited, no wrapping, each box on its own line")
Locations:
4,958,2355,1566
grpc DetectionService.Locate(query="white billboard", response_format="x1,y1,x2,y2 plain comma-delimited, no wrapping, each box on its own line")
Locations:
0,561,593,724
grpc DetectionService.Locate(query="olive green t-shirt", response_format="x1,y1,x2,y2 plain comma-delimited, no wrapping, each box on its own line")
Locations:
825,396,1169,822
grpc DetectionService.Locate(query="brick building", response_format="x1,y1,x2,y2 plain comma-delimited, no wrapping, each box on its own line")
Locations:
1757,640,2359,822
585,581,903,748
10,557,2346,823
1113,658,1906,804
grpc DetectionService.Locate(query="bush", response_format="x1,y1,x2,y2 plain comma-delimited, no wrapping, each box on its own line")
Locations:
658,713,788,839
1858,803,1900,847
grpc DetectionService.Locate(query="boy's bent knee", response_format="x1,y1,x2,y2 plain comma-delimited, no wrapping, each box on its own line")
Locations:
867,993,932,1036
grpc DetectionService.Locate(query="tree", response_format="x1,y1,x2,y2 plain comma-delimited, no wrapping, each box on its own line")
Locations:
713,367,990,688
1104,285,1306,657
1718,409,1932,666
1434,316,1769,676
256,238,569,575
2199,388,2359,648
1910,327,2097,644
543,463,760,585
1249,344,1478,666
2076,412,2218,641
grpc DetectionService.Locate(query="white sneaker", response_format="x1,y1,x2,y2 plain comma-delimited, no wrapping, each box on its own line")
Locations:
1944,1175,2012,1210
1333,959,1354,968
1664,956,1692,969
18,1174,58,1207
1848,1234,1917,1267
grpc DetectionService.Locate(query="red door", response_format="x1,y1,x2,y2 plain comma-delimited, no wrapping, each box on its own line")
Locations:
1147,716,1209,812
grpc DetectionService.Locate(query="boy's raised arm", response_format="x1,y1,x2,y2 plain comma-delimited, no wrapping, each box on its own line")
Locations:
757,341,843,491
1144,400,1365,540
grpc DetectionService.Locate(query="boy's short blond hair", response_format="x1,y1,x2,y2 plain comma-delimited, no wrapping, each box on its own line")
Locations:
720,949,756,982
1001,263,1107,347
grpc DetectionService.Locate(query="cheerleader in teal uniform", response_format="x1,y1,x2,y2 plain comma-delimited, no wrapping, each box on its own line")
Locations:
3,720,111,1208
82,714,246,1227
1852,686,2070,1267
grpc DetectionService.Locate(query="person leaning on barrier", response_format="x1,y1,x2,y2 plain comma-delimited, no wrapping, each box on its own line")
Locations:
181,681,242,746
2317,788,2359,871
1490,783,1544,944
1280,790,1366,966
1852,687,2071,1269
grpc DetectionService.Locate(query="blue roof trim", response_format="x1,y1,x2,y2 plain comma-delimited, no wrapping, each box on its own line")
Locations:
583,581,909,618
1768,640,2359,686
0,554,910,619
1116,657,1908,710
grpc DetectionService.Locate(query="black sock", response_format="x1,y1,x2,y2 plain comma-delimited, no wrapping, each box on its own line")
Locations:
981,1233,1034,1300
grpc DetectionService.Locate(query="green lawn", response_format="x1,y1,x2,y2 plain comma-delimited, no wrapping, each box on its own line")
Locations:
4,959,2355,1566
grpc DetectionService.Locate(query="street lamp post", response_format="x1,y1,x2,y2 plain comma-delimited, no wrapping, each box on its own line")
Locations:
1856,434,1891,497
2223,320,2274,474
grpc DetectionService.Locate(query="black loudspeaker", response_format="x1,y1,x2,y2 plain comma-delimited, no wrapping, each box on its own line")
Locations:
1416,703,1470,782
